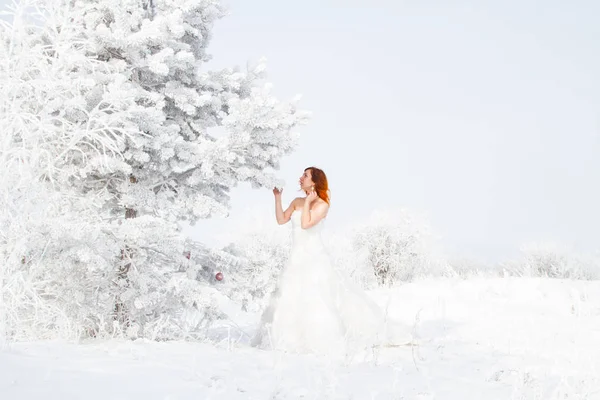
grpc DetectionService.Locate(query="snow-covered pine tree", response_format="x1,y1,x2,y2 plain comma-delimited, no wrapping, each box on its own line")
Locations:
1,0,146,341
0,0,307,341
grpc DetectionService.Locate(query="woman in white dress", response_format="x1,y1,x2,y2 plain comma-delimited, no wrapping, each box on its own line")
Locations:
251,167,412,358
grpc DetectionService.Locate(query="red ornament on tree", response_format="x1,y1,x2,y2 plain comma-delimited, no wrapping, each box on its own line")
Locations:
215,272,223,281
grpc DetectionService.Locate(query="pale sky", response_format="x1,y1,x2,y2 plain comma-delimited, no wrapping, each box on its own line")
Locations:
3,0,599,262
199,0,600,262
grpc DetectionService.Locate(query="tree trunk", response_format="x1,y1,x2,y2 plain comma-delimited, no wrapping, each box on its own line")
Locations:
114,175,137,329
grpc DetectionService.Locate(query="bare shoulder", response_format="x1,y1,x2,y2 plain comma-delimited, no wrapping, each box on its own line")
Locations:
312,199,330,214
291,197,305,209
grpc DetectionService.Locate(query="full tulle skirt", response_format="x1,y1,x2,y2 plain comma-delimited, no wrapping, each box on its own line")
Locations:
251,217,412,359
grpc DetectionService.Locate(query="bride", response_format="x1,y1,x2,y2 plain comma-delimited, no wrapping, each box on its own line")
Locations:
251,167,412,358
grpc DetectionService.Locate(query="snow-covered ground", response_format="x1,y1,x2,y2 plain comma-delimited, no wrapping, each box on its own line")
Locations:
2,277,600,399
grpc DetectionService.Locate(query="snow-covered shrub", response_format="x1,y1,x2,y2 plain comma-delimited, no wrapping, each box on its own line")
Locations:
351,209,443,287
503,242,600,280
325,231,379,289
219,214,291,313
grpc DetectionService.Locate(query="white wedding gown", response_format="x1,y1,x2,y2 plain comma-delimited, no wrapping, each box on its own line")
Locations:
251,211,412,358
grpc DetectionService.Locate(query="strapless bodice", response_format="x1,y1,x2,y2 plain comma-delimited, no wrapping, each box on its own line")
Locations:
290,211,325,242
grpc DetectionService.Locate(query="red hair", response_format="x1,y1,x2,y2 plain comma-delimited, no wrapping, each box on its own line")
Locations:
305,166,330,205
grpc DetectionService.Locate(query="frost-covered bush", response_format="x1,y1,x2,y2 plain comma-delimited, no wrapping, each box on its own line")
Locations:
502,242,600,280
219,215,291,313
351,209,443,286
325,231,380,289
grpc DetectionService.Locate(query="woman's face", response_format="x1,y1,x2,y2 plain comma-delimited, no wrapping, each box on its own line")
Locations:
299,169,314,191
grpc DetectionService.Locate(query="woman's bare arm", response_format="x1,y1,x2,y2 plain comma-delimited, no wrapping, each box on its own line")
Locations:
274,188,299,225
